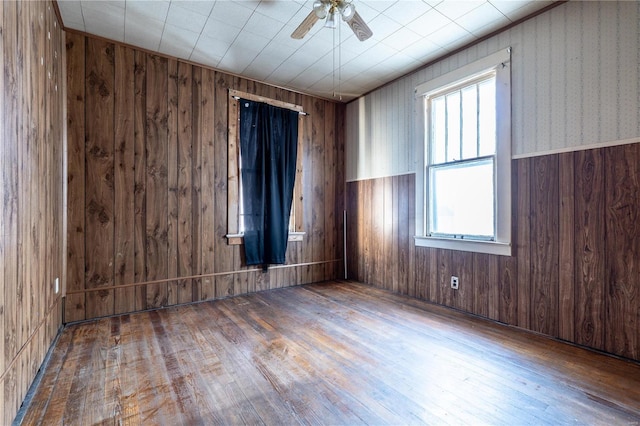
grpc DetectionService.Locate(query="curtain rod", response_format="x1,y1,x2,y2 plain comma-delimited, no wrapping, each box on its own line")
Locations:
232,95,309,116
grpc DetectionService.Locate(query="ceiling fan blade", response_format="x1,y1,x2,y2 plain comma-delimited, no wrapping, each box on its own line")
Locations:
291,10,320,39
346,11,373,41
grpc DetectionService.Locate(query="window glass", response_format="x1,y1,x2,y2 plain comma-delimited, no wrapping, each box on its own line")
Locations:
461,85,478,159
431,96,446,164
429,158,494,238
427,74,496,240
445,92,460,162
478,79,496,156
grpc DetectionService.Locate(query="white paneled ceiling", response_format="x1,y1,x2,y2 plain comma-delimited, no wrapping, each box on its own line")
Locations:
57,0,555,101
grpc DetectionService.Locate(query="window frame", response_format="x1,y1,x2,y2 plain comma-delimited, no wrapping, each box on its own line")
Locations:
414,48,512,256
226,89,305,245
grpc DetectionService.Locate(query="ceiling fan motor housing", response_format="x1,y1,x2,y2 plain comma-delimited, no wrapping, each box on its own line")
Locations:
291,0,372,42
314,0,356,22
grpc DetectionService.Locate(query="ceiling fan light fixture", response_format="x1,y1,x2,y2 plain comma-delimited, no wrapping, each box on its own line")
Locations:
313,0,328,19
324,9,338,28
338,3,355,21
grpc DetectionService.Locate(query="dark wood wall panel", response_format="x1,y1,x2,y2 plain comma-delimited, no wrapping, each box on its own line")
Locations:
65,33,345,323
515,158,531,330
530,155,559,336
133,50,147,312
85,37,115,318
574,149,605,350
114,44,135,315
145,54,169,309
558,152,575,341
1,1,65,423
605,143,640,360
347,143,640,362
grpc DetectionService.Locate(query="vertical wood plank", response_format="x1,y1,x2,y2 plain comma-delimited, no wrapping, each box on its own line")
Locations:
437,249,452,307
17,0,33,356
334,103,346,280
558,152,575,341
427,248,438,304
0,0,7,415
324,101,336,281
133,50,147,311
473,254,490,318
32,2,45,350
301,95,314,284
0,5,6,409
311,99,325,283
191,66,203,301
85,38,115,318
145,54,169,309
113,44,135,315
530,155,559,337
414,248,427,300
574,148,605,349
2,1,18,405
42,1,52,328
407,173,416,298
177,61,193,304
167,58,179,306
390,177,399,290
486,255,499,321
370,177,383,288
605,143,639,359
200,68,216,300
291,93,304,286
397,174,411,296
345,182,357,280
383,176,393,289
516,158,532,329
360,179,374,284
498,161,519,325
498,254,517,322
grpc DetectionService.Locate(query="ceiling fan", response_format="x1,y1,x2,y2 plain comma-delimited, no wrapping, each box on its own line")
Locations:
291,0,373,42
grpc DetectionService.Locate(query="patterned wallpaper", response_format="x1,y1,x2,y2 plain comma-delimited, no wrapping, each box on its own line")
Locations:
346,1,640,181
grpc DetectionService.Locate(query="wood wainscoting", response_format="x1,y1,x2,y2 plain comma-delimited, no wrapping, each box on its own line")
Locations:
347,143,640,363
18,281,640,424
65,32,345,323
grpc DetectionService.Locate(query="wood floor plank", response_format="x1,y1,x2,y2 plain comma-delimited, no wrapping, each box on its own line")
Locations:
19,281,640,425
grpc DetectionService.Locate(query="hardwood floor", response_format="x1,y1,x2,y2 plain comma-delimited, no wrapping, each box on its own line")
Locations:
18,281,640,425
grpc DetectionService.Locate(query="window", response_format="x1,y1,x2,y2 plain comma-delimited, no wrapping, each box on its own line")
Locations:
226,90,305,246
415,49,511,255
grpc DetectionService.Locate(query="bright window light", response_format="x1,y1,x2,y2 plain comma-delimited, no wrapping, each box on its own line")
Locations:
429,158,494,238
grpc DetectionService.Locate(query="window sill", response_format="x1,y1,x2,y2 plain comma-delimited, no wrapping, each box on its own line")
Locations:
414,235,511,256
226,232,306,246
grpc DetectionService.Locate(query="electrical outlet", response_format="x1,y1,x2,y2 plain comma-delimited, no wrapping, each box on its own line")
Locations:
451,276,459,290
54,277,60,294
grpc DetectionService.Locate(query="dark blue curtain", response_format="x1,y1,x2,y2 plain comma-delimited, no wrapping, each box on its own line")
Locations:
239,99,299,267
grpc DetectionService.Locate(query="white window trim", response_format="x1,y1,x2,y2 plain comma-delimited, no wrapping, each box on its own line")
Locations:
414,48,512,256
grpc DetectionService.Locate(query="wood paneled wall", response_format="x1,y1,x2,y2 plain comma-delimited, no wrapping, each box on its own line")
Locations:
347,144,640,362
65,33,345,323
0,1,66,423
